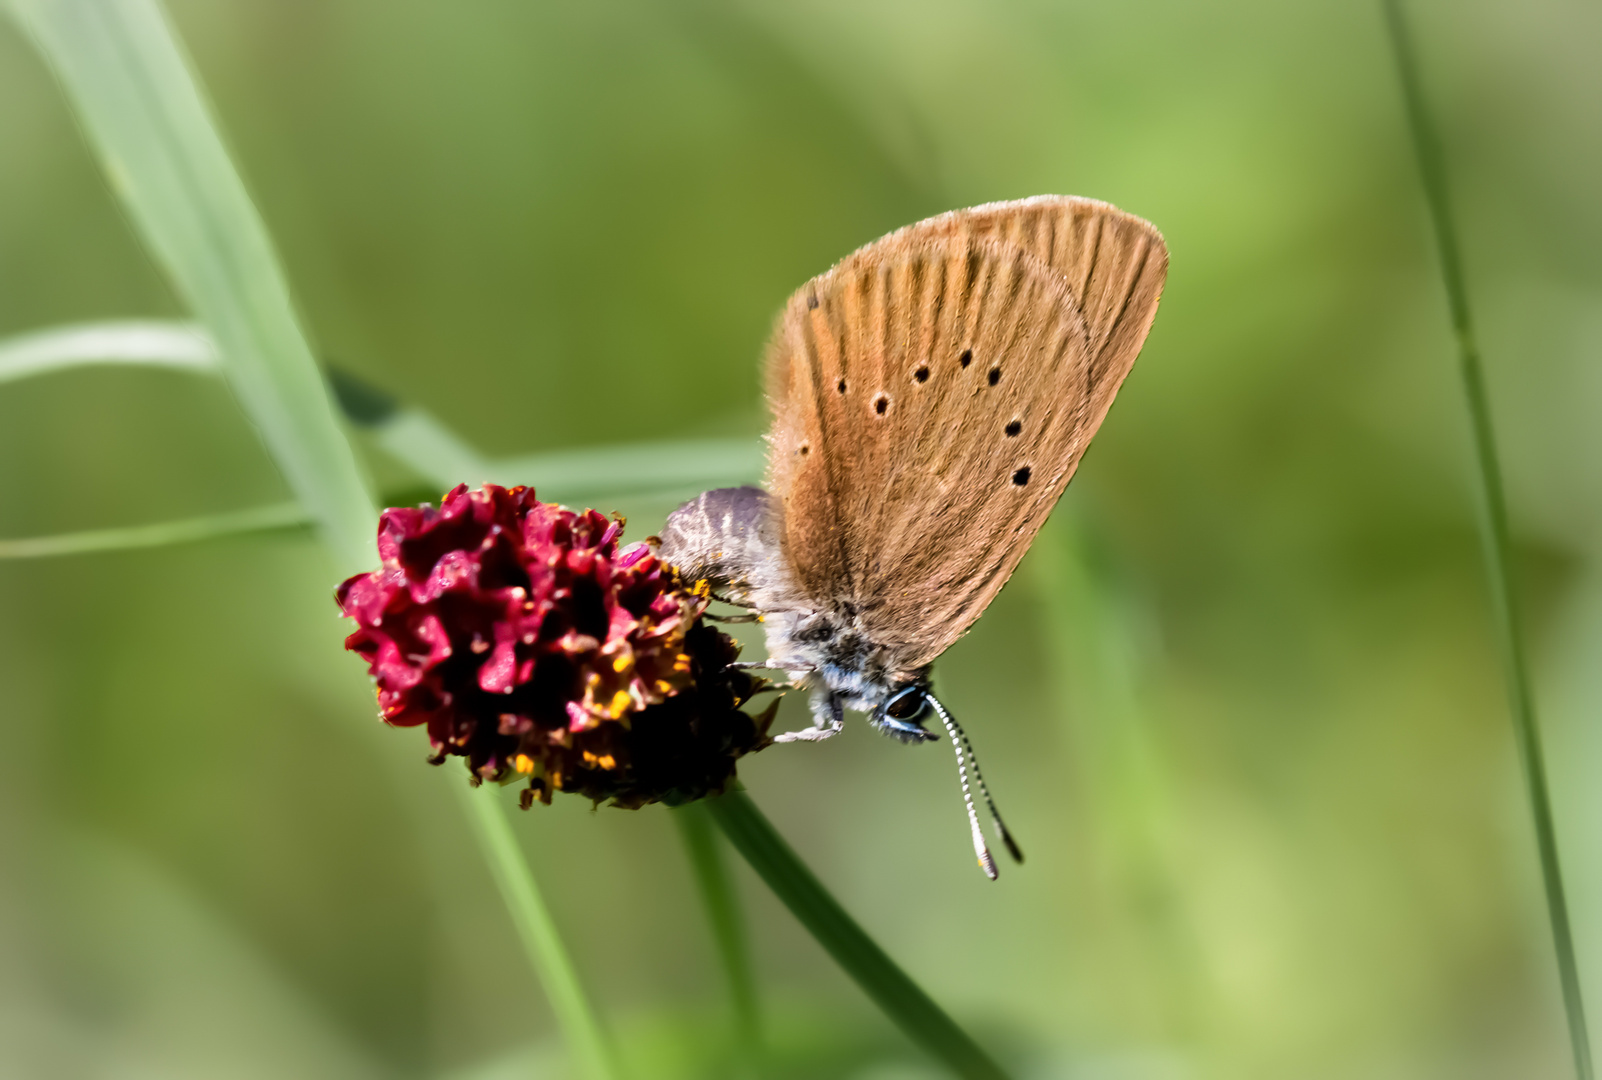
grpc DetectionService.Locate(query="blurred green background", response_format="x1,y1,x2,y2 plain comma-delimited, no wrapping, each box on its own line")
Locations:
3,0,1601,1076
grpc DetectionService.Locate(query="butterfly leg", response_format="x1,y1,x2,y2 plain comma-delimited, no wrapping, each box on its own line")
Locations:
773,690,844,743
704,612,761,624
772,723,842,743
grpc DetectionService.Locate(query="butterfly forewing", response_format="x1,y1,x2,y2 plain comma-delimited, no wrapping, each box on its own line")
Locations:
765,197,1167,673
927,195,1169,390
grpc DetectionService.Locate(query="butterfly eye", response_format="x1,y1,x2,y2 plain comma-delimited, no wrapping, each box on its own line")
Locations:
884,687,928,721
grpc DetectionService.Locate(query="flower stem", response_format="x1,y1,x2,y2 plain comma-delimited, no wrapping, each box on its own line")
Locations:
459,785,625,1080
705,789,1009,1080
674,802,762,1071
1381,4,1593,1077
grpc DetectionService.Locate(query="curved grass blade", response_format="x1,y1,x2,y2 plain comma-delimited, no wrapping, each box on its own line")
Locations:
673,802,761,1071
460,786,625,1080
6,0,375,576
6,8,626,1074
0,319,216,385
0,502,309,560
1381,3,1593,1077
706,790,1009,1080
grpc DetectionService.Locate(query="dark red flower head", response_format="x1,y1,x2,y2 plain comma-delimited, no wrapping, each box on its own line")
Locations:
337,484,771,807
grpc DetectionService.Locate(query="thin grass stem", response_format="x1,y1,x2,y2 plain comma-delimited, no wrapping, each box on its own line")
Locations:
1381,4,1593,1077
706,789,1009,1080
0,502,310,560
459,785,625,1080
673,802,761,1071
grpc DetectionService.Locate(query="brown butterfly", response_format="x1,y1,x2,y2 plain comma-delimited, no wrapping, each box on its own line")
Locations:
660,196,1167,877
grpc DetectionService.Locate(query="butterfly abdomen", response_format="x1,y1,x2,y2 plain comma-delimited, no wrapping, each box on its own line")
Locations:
658,486,794,610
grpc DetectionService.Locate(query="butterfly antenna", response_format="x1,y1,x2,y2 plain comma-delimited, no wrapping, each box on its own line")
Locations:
928,694,997,880
926,694,1024,866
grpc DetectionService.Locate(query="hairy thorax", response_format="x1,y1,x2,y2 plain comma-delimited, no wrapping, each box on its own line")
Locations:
657,487,926,723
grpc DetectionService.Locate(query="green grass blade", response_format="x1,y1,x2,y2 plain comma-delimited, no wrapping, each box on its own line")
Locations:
6,0,375,576
673,802,761,1070
371,408,497,490
706,790,1009,1080
0,319,216,385
486,438,763,504
0,502,309,560
1381,4,1593,1077
373,424,760,505
459,786,625,1080
324,364,762,502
